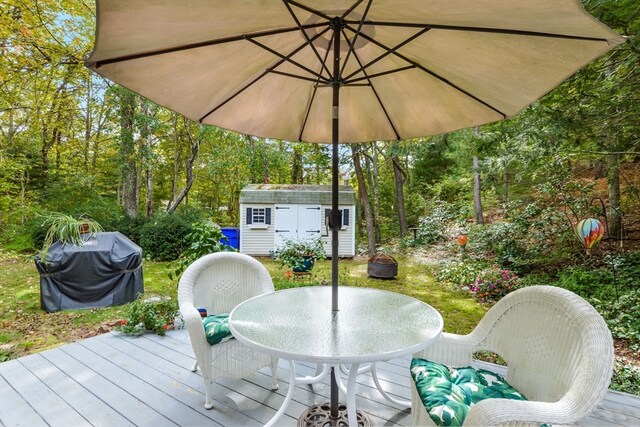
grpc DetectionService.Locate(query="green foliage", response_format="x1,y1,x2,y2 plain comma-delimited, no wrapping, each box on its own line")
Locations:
437,260,488,288
470,268,519,304
416,201,456,244
110,215,150,245
611,361,640,395
116,296,180,336
139,213,194,261
275,238,326,270
555,266,614,300
593,291,640,349
169,220,233,282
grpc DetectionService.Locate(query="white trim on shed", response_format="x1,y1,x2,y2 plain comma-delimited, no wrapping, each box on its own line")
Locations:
239,184,356,257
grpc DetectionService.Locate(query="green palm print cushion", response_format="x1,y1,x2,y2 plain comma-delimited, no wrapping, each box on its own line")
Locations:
410,358,528,426
202,313,233,345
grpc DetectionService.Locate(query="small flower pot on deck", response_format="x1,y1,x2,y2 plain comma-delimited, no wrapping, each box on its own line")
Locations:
367,253,398,279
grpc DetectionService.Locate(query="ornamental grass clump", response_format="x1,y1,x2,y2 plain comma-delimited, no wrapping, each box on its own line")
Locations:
470,268,519,304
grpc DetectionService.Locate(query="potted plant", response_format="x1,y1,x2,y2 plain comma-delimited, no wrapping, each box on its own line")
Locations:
276,237,326,272
37,212,103,262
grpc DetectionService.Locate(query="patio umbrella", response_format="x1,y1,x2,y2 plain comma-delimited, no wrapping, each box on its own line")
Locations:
86,0,622,422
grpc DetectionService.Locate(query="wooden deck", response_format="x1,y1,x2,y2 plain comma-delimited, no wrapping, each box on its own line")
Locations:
1,329,638,427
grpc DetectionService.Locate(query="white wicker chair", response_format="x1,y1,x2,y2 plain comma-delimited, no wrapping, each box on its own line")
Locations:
178,252,278,409
411,285,614,426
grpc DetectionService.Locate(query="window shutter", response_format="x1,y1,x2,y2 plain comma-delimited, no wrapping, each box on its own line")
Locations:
265,208,272,224
343,209,349,226
246,207,253,224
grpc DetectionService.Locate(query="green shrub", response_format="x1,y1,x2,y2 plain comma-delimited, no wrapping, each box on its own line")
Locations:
555,266,614,300
470,268,519,304
437,260,487,288
470,222,528,272
116,296,180,336
139,213,194,261
517,272,553,288
593,291,640,350
416,201,455,244
611,361,640,395
111,215,149,245
169,220,233,281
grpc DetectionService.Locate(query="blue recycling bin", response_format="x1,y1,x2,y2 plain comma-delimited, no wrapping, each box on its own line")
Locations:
220,227,240,250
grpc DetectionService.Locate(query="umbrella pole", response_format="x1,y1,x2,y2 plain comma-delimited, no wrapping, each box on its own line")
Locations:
330,16,341,420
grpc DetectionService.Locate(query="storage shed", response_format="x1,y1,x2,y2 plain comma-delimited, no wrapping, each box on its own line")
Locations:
239,184,356,257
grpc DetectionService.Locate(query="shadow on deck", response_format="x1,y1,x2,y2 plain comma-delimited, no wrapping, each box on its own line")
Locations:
1,329,638,426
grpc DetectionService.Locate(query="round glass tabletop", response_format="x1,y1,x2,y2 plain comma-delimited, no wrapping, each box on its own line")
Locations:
229,286,443,364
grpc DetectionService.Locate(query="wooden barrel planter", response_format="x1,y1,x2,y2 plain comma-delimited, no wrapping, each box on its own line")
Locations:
367,253,398,279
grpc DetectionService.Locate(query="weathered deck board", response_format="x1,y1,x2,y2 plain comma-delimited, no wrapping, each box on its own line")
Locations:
1,329,638,427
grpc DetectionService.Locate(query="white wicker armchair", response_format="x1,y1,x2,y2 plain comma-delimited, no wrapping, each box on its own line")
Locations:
178,252,278,409
411,285,614,426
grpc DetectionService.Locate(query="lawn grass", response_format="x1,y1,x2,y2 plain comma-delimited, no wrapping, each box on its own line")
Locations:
0,251,485,361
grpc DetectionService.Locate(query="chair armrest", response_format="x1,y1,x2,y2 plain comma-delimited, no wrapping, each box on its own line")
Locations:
180,304,208,353
415,332,479,367
465,398,573,426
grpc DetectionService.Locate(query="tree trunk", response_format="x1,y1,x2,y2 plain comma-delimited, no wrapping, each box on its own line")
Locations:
352,145,376,256
392,156,409,237
364,143,381,242
292,145,303,184
84,73,92,172
119,89,138,218
39,75,70,192
503,162,509,207
473,156,484,225
168,114,182,208
607,153,622,242
167,119,201,213
141,100,154,217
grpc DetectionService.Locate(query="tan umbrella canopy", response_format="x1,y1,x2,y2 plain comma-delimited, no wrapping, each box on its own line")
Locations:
86,0,623,144
87,2,622,423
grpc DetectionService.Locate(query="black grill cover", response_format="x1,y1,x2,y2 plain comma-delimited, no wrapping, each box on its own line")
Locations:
35,232,143,312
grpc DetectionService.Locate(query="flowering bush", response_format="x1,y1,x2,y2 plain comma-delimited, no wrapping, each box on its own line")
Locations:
470,268,519,304
116,296,181,336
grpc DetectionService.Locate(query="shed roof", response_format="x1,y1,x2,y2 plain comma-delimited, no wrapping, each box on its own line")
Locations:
240,184,356,205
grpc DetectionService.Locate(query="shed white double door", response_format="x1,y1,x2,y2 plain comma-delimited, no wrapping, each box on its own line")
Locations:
274,204,322,250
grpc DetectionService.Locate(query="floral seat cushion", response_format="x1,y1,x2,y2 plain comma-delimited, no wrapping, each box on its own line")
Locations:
202,313,234,346
410,358,529,426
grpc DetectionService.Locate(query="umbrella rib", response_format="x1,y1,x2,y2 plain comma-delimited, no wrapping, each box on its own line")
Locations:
345,65,416,84
298,31,335,142
88,23,326,68
343,20,612,43
342,29,401,140
246,38,327,81
285,0,333,21
343,27,430,82
282,0,332,78
341,0,364,19
344,24,507,118
269,69,327,83
340,0,374,77
199,26,332,122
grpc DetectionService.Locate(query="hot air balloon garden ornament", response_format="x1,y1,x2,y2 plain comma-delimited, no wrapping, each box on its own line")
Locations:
575,218,605,255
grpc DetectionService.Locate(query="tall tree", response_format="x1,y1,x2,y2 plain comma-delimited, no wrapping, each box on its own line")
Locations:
166,117,202,213
391,155,409,236
117,88,138,217
351,144,376,255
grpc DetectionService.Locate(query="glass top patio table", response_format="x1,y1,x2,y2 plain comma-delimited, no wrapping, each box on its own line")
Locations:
229,286,443,364
229,286,443,427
